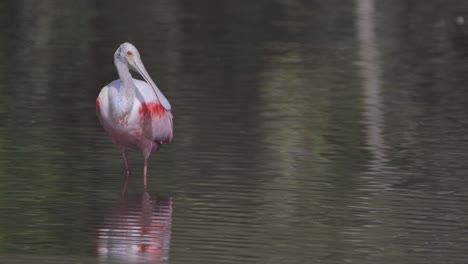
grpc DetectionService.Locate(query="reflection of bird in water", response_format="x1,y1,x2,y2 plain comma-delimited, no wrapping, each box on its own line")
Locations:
96,42,173,191
97,191,173,263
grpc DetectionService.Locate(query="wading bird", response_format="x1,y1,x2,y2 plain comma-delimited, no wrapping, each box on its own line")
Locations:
96,43,173,191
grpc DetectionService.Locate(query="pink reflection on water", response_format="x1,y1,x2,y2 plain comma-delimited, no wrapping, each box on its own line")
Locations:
97,191,173,263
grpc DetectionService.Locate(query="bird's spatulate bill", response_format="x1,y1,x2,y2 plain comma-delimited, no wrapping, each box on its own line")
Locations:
133,59,171,111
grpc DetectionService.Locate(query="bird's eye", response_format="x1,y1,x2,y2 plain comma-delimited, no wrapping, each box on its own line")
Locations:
127,51,133,56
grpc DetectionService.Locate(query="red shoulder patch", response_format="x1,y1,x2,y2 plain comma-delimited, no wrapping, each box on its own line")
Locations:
139,102,165,121
96,97,101,114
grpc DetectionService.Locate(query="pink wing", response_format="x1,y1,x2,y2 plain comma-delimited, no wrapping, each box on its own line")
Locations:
133,79,173,145
137,101,173,144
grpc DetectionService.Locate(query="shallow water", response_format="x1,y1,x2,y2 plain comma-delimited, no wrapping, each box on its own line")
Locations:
2,0,468,263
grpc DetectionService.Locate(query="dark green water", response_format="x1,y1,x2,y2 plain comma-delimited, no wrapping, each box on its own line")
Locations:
2,0,468,263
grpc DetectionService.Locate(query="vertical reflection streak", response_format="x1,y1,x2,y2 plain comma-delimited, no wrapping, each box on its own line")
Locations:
356,0,386,174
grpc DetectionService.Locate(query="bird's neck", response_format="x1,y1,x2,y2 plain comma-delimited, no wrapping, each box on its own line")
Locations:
115,61,136,99
111,61,135,123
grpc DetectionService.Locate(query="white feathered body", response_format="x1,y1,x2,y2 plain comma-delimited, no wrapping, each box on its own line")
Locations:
96,78,173,154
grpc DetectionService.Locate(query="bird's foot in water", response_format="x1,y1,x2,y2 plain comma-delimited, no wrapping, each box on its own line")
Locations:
120,170,132,199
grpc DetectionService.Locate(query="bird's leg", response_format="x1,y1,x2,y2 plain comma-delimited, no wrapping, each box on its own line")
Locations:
120,176,129,200
120,148,131,199
142,147,152,192
143,157,148,192
121,148,131,176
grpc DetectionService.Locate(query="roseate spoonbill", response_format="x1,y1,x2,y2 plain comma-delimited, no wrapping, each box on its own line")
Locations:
96,42,173,191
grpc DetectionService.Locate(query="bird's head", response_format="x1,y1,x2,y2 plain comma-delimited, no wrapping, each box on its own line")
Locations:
114,42,171,111
114,42,141,71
